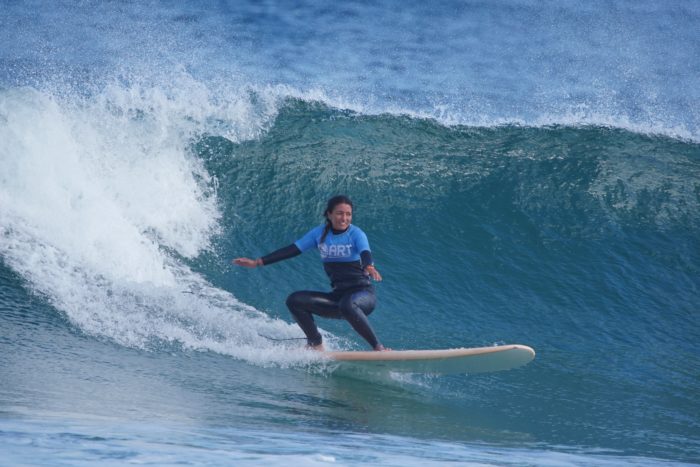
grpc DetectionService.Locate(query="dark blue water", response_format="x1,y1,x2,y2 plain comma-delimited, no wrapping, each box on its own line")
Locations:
1,1,699,465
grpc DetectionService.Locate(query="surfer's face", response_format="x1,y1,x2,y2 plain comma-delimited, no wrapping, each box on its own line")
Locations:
328,203,352,231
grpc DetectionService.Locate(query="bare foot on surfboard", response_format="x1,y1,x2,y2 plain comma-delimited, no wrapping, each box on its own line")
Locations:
306,343,325,351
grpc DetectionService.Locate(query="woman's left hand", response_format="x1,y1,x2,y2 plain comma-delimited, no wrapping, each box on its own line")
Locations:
364,265,382,282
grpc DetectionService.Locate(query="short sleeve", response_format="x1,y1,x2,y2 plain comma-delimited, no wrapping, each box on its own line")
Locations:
353,227,371,253
294,225,322,253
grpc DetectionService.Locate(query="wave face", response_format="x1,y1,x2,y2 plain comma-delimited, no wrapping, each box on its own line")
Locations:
1,1,699,465
213,101,700,460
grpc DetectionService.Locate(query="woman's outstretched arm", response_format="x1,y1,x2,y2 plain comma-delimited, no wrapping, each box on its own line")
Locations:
233,244,302,268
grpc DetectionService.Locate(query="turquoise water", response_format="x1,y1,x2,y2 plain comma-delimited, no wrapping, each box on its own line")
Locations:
1,1,699,465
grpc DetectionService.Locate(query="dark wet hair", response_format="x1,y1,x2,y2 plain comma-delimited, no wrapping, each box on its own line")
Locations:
320,195,353,243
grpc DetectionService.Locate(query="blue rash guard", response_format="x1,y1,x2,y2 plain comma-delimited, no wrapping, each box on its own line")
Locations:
260,224,374,291
295,224,373,291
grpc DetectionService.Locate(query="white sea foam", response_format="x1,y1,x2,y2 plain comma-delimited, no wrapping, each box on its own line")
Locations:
0,82,340,368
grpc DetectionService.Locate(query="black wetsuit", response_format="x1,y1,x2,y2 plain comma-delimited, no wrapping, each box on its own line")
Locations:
260,225,380,348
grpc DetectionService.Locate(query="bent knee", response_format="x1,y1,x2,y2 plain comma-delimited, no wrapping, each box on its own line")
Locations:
341,296,375,318
286,291,305,310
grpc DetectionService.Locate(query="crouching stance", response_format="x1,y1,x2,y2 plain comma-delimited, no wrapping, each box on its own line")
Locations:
233,195,386,351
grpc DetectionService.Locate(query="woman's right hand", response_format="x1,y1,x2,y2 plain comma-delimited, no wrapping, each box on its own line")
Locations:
232,257,262,268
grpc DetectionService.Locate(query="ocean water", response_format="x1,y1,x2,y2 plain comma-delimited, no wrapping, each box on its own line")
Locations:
1,1,699,465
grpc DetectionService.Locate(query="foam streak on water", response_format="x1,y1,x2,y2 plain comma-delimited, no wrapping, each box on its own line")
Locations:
1,418,695,467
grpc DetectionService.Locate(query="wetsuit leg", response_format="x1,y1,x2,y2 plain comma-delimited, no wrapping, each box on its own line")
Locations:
286,291,343,346
338,289,379,349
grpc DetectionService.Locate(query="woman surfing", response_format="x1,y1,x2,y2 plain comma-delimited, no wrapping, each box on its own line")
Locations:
233,195,387,351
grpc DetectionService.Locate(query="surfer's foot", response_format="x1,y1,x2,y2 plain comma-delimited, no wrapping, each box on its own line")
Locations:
306,343,325,351
373,344,391,351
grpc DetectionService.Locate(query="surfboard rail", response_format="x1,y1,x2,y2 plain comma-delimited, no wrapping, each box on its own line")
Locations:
322,344,535,374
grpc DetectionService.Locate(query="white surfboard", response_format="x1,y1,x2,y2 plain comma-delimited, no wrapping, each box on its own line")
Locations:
323,344,535,375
